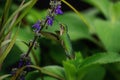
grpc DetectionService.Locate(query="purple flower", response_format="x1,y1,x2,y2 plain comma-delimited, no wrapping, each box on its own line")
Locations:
32,21,41,32
46,16,54,26
18,59,24,68
55,5,63,15
18,54,31,68
26,60,31,65
26,60,31,71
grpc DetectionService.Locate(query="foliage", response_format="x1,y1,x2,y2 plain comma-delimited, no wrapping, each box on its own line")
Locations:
0,0,120,80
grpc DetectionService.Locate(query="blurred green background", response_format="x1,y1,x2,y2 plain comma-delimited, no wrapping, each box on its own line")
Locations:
0,0,120,80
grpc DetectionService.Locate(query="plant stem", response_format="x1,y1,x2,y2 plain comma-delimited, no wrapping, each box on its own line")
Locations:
25,36,38,57
25,19,48,57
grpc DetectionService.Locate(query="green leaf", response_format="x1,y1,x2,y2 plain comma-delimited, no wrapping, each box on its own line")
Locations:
43,66,65,79
0,0,26,39
0,0,12,33
0,26,19,64
83,66,105,80
62,52,110,80
30,65,64,80
62,52,84,80
67,52,83,69
0,74,11,80
36,76,58,80
0,0,37,43
11,65,64,80
79,52,120,68
1,39,26,48
94,19,120,52
26,71,59,80
84,0,110,19
77,52,120,80
110,2,120,21
25,71,40,80
1,45,21,73
43,76,58,80
63,61,77,80
75,52,83,63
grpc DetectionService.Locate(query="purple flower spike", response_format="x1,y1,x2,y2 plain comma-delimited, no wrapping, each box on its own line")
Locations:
26,60,31,65
32,21,41,32
26,60,31,71
46,16,54,26
18,59,23,68
55,5,63,15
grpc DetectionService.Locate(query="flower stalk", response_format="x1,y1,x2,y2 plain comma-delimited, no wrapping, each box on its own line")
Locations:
11,0,64,79
25,0,63,57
